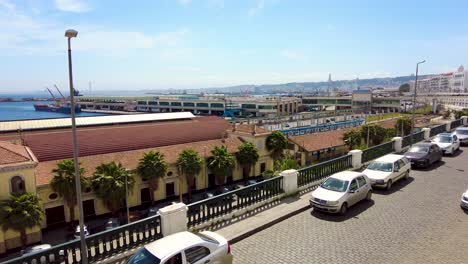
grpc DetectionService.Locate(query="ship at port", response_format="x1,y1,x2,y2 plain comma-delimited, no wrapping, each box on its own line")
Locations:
34,85,82,114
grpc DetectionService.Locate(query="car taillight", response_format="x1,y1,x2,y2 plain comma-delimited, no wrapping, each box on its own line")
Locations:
227,241,231,254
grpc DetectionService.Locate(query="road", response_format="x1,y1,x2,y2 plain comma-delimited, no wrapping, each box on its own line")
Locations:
232,148,468,264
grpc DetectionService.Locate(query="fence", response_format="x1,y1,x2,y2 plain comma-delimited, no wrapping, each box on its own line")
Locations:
297,155,352,187
3,215,162,264
450,119,463,130
430,124,447,137
187,176,283,228
362,141,395,163
402,131,426,148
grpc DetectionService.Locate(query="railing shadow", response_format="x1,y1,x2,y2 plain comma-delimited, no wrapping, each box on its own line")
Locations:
310,200,375,222
372,177,414,195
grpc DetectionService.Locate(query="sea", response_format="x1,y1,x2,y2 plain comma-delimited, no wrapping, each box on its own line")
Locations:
0,101,106,121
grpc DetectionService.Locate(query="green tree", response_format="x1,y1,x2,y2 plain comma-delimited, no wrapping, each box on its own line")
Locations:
274,156,300,171
236,142,259,180
342,130,362,150
398,83,410,94
361,125,387,146
266,131,289,160
395,117,412,136
176,149,203,201
137,151,167,205
50,159,87,226
91,162,134,216
0,193,44,248
208,146,236,185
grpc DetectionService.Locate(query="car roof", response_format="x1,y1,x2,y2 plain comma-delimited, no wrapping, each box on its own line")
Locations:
329,171,362,181
373,154,405,163
436,133,452,137
411,142,434,147
145,231,206,258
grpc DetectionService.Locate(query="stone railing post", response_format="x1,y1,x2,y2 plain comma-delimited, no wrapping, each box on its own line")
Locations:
279,169,298,195
392,137,403,152
348,149,363,169
446,122,452,132
159,203,188,237
422,127,431,140
462,116,468,125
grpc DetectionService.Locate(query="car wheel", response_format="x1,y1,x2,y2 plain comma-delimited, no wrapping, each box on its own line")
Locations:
386,180,393,191
339,203,348,215
365,190,372,201
404,171,409,180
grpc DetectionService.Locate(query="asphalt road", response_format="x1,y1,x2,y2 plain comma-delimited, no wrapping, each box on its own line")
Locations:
232,147,468,264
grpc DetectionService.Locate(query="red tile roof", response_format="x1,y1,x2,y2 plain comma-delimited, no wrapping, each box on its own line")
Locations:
289,128,353,152
0,141,35,167
20,116,231,162
35,137,243,186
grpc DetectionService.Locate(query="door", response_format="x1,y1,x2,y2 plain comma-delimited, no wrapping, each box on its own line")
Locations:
82,199,96,218
428,146,436,163
453,135,460,149
392,161,400,180
45,206,66,226
347,179,360,206
140,188,151,205
184,246,211,264
356,176,369,201
166,182,175,198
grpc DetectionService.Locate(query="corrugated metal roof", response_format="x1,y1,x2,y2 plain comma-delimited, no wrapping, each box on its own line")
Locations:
0,112,196,132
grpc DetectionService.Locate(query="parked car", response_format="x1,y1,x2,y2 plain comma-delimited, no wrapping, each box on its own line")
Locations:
362,154,411,190
403,143,442,168
126,231,233,264
74,225,90,239
105,218,120,230
453,127,468,145
461,189,468,210
21,244,51,256
148,202,172,217
310,171,372,215
431,133,460,155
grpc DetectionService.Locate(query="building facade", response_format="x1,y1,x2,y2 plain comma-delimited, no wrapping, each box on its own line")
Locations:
415,65,468,94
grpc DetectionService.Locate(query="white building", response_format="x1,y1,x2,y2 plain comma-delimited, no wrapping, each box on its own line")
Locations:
414,65,468,94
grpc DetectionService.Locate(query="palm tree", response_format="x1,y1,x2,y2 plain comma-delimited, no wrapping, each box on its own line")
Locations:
266,131,288,161
0,193,44,248
137,151,167,205
236,142,259,179
50,159,87,227
176,149,203,202
208,146,236,185
91,162,134,216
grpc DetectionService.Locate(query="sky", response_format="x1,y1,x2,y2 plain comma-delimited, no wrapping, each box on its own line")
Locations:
1,0,468,93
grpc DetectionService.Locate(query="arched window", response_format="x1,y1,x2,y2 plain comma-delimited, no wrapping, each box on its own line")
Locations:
10,176,26,194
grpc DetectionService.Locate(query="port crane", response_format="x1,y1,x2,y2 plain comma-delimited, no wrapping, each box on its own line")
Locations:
54,84,66,100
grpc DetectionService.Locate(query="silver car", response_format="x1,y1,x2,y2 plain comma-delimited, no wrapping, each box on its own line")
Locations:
454,127,468,145
310,171,373,215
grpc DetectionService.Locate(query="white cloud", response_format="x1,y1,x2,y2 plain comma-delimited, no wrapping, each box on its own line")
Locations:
280,49,305,61
54,0,91,13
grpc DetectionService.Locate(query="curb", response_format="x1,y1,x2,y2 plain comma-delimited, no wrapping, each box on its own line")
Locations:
229,203,311,244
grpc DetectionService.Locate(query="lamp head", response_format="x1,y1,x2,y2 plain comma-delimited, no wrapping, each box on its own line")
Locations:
65,29,78,38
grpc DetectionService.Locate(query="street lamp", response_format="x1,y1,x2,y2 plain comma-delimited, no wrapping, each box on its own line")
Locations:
65,29,88,264
411,60,426,146
125,170,130,224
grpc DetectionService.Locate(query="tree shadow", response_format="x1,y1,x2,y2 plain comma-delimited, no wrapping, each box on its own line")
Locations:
310,199,375,222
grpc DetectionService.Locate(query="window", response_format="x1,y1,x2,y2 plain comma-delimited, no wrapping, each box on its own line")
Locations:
260,162,266,174
171,102,182,106
167,171,173,177
165,182,175,197
185,246,210,263
349,179,358,192
394,162,400,171
48,193,58,200
10,176,25,194
357,176,367,187
197,103,209,107
159,102,169,106
211,103,224,108
166,253,183,264
398,159,407,168
183,102,195,107
126,248,161,264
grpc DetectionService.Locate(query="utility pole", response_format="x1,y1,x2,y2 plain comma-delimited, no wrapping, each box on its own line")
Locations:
411,60,426,146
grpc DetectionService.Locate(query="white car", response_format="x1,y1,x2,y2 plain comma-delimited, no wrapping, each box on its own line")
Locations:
126,231,233,264
461,189,468,210
453,127,468,145
363,154,411,190
74,225,90,239
310,171,372,215
21,244,51,256
431,133,460,155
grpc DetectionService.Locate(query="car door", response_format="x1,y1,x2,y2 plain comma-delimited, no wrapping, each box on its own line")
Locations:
453,135,460,149
392,161,400,181
184,245,211,264
427,146,435,163
347,179,360,206
356,176,369,201
164,253,184,264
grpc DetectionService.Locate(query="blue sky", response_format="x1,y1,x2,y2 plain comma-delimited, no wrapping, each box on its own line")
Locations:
1,0,468,93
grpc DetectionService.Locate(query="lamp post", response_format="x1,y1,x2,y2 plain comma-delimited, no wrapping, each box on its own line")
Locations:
204,146,208,194
411,60,426,146
65,29,88,264
125,170,130,224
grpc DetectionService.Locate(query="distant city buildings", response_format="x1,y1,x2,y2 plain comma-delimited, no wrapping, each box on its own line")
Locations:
413,65,468,93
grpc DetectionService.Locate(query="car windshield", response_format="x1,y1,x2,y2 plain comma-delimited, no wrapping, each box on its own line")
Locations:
320,178,349,192
126,248,161,264
433,136,452,143
456,129,468,135
367,161,393,172
408,146,429,153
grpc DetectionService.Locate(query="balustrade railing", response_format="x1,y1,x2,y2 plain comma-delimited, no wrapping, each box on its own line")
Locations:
430,124,447,137
402,131,426,148
297,155,352,187
362,141,394,163
450,119,463,130
187,176,283,228
3,215,162,264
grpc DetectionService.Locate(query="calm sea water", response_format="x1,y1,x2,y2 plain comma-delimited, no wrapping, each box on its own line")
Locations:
0,101,106,121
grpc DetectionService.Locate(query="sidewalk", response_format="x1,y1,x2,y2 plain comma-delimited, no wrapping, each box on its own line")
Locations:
200,185,316,244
